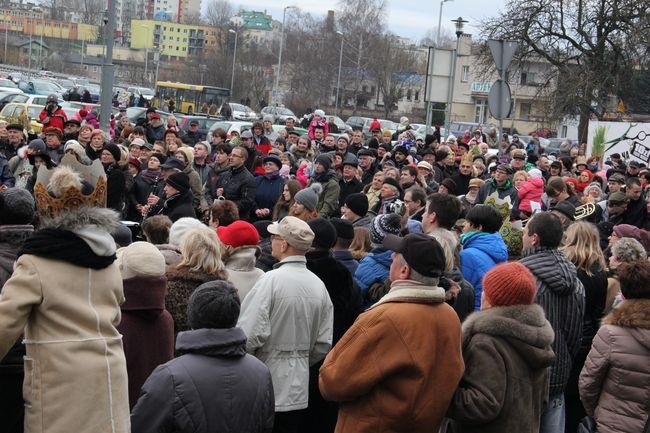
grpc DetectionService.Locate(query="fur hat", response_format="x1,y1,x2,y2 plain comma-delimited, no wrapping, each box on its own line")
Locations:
307,218,337,250
370,213,402,244
64,140,86,159
0,188,35,225
294,183,322,212
344,192,369,217
165,172,190,194
482,261,537,306
168,217,204,247
117,241,166,280
217,220,260,248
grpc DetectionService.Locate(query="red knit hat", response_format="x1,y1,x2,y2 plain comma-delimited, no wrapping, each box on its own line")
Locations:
217,220,260,248
482,262,537,307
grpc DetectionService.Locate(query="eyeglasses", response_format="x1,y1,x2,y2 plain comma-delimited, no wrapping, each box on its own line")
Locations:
231,153,244,159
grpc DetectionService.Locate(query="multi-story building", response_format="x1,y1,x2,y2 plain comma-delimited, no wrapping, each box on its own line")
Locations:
236,10,281,50
130,19,223,60
0,9,98,41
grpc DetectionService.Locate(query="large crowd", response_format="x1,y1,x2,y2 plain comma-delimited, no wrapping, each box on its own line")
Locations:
0,100,649,433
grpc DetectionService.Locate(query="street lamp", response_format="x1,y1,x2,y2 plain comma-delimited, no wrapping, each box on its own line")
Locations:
229,28,238,97
142,24,149,85
335,31,344,117
436,0,452,46
274,5,296,105
445,16,468,134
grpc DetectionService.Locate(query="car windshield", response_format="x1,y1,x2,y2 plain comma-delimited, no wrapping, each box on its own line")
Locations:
380,120,396,129
230,103,245,111
32,81,60,92
139,88,154,96
210,122,232,131
27,106,42,118
278,108,294,115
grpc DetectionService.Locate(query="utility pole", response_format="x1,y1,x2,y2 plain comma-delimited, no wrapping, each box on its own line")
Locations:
99,1,117,132
352,34,362,115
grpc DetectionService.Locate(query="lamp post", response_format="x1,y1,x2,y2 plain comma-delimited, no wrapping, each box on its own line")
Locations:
436,0,452,46
335,31,344,117
28,14,33,72
274,5,295,105
142,24,149,85
4,17,9,64
445,16,467,134
229,28,238,96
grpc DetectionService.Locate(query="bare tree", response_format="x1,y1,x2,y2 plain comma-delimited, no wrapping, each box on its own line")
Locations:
419,27,455,49
479,0,647,141
204,0,234,27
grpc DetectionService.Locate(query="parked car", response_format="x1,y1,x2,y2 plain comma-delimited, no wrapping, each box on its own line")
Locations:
125,106,169,124
0,78,18,92
208,120,253,140
260,106,296,124
62,85,100,103
271,124,308,136
345,116,371,131
126,86,155,103
448,121,490,138
362,118,397,139
17,79,63,97
414,125,446,141
0,103,45,134
0,89,27,111
175,114,221,135
223,103,258,121
324,114,348,133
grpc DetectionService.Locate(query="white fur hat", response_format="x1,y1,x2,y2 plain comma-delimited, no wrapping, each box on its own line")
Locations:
117,241,166,280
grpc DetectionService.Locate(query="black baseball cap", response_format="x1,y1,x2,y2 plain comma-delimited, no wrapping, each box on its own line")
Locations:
383,233,446,277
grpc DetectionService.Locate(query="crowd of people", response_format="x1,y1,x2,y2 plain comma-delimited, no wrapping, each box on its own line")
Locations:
0,105,649,433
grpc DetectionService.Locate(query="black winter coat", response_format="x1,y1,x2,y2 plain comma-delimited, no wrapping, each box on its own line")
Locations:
152,190,196,222
127,170,164,220
217,165,256,221
105,163,126,214
130,327,274,433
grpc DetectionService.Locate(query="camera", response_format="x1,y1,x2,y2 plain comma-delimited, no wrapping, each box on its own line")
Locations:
385,199,406,216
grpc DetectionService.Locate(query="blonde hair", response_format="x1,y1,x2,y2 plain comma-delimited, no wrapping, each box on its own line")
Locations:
560,221,606,275
177,227,226,276
350,226,371,260
514,170,529,183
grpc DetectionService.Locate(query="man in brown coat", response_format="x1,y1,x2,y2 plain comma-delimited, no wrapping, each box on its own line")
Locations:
319,233,464,433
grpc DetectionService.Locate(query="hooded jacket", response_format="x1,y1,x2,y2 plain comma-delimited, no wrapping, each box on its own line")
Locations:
117,276,174,408
520,247,585,396
579,299,650,433
130,327,275,433
459,232,508,310
354,247,393,305
448,304,555,433
224,246,265,301
518,177,544,213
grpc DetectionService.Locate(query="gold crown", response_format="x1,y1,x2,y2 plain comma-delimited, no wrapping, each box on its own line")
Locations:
33,154,107,218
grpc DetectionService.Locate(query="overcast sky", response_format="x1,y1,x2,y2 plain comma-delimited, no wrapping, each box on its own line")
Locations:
212,0,509,42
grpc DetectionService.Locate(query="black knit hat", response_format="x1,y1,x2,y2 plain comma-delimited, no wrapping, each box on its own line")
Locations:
330,217,354,240
315,154,332,171
187,280,241,329
165,172,190,194
0,188,35,225
344,192,369,217
307,218,337,250
150,152,167,164
103,143,121,162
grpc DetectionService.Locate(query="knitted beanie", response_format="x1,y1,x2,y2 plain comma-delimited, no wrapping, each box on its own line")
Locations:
169,217,205,247
294,183,322,212
315,154,332,171
0,188,35,225
117,241,166,280
482,261,537,307
103,143,121,162
370,213,402,244
330,217,354,240
175,146,194,165
345,192,369,217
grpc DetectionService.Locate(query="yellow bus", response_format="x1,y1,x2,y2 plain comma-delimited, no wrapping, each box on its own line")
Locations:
154,81,230,114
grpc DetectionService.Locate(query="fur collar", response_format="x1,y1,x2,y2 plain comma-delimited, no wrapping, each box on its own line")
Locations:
369,280,446,309
603,299,650,329
39,206,120,233
462,304,554,348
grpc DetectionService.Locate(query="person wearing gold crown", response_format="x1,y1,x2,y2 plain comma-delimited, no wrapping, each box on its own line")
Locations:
0,154,130,433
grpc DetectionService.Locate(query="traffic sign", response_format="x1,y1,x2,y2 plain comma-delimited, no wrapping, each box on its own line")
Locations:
488,79,512,120
488,39,517,72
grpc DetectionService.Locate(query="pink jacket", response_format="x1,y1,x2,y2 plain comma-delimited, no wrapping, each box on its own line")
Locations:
308,118,328,140
518,177,544,212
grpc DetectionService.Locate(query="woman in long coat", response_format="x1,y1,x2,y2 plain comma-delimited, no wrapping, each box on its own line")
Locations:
0,164,130,433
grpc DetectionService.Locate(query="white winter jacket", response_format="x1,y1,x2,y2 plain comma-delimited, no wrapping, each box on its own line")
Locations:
237,255,334,412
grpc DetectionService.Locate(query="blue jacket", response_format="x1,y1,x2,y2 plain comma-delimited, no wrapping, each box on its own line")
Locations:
459,232,508,310
254,174,284,213
354,247,393,306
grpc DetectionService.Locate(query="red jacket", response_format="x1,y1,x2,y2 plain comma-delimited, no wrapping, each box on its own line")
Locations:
39,106,68,133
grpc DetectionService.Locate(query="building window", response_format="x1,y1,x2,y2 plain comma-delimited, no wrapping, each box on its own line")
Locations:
92,66,98,72
83,65,88,70
461,65,470,82
520,102,532,120
474,98,488,123
406,89,412,101
415,90,419,101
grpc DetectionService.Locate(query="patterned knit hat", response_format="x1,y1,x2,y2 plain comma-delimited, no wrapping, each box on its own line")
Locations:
482,261,537,307
370,213,402,244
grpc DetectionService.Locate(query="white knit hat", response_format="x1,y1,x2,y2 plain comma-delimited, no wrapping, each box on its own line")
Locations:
117,241,166,280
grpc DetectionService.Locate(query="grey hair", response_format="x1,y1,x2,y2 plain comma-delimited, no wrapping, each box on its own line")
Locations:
612,237,646,263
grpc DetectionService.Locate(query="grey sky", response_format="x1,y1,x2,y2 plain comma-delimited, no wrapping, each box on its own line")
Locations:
213,0,508,42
